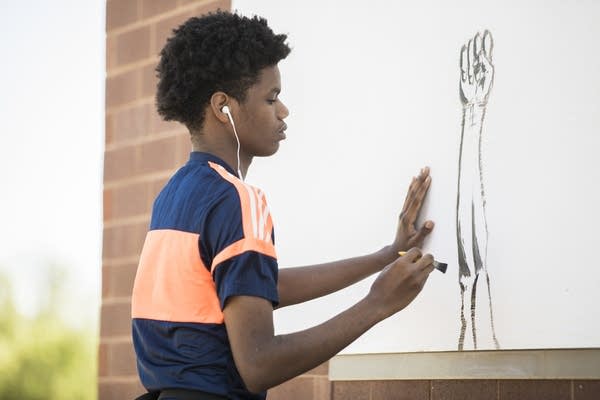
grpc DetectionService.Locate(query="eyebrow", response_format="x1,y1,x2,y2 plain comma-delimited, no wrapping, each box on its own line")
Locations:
269,88,281,95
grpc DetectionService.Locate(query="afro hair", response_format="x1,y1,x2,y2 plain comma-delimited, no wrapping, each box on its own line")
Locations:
155,11,291,132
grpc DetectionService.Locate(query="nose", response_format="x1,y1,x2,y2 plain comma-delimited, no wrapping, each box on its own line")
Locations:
278,100,289,120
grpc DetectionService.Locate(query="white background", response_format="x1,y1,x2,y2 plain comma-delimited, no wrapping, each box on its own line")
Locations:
233,0,600,352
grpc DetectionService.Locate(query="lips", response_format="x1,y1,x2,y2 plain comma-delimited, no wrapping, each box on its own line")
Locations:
277,124,287,139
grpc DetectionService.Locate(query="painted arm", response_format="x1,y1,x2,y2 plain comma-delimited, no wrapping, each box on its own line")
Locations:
277,167,435,307
224,249,435,393
457,31,494,275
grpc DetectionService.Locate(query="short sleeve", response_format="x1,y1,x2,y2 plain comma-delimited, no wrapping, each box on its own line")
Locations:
200,175,279,309
213,252,279,309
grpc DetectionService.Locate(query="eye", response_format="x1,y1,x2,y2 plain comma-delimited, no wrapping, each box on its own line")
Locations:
267,98,277,104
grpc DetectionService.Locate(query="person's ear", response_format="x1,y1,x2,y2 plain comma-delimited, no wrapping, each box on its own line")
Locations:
210,92,233,124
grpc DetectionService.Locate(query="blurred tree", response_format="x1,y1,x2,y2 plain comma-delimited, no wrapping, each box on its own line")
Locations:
0,266,97,399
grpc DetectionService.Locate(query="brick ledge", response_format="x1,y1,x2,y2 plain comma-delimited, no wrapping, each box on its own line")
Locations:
330,348,600,380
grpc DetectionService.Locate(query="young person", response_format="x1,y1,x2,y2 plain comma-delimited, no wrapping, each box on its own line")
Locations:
131,11,435,400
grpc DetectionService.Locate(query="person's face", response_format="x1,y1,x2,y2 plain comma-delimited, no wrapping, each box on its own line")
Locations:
236,65,289,158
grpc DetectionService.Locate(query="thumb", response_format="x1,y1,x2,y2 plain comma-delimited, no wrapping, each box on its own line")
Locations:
410,221,434,247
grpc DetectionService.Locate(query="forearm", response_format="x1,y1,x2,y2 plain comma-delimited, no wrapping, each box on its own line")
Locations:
241,297,382,392
228,250,435,393
463,103,486,129
277,245,395,307
458,103,486,188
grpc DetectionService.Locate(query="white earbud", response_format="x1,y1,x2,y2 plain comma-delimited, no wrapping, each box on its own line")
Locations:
221,105,243,180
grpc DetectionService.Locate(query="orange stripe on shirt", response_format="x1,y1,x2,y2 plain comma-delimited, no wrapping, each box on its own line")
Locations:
131,229,223,324
255,187,273,242
207,162,277,271
209,162,255,238
211,237,277,273
251,186,266,240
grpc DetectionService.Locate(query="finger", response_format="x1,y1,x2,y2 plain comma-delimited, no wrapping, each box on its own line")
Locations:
467,38,474,84
483,30,494,61
405,175,432,222
480,48,493,69
479,51,494,86
460,44,468,83
401,176,418,215
403,167,430,210
417,262,435,286
402,247,423,262
403,166,430,212
410,167,429,190
473,33,483,80
416,253,435,271
474,32,483,57
402,165,433,226
403,178,431,225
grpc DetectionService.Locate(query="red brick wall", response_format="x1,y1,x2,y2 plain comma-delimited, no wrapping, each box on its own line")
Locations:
100,2,598,400
100,1,229,398
331,380,599,400
268,363,331,400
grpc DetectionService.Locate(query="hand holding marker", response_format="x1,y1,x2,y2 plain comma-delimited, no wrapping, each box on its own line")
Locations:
398,251,447,273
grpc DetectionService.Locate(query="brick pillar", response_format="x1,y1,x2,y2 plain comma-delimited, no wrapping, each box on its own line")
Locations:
100,1,230,399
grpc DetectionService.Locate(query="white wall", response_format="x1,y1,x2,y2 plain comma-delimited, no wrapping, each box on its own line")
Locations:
232,0,600,352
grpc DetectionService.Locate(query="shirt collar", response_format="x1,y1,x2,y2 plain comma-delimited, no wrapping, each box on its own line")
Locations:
188,151,239,178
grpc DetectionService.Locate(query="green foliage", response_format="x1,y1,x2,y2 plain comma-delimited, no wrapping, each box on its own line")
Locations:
0,269,97,400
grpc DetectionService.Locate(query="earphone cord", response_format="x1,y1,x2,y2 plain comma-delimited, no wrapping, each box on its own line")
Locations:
227,115,243,180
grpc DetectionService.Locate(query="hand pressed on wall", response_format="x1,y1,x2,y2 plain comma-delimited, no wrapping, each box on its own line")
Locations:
390,167,434,253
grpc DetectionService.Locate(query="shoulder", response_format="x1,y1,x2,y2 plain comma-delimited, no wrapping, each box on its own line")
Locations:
207,162,273,240
151,161,246,232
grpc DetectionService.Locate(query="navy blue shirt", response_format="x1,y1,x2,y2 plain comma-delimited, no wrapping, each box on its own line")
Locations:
131,152,279,399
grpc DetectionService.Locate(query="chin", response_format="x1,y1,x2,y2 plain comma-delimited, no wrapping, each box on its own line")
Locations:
255,143,280,157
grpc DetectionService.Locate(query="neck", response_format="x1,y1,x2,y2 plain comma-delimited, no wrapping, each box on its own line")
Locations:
191,137,252,179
